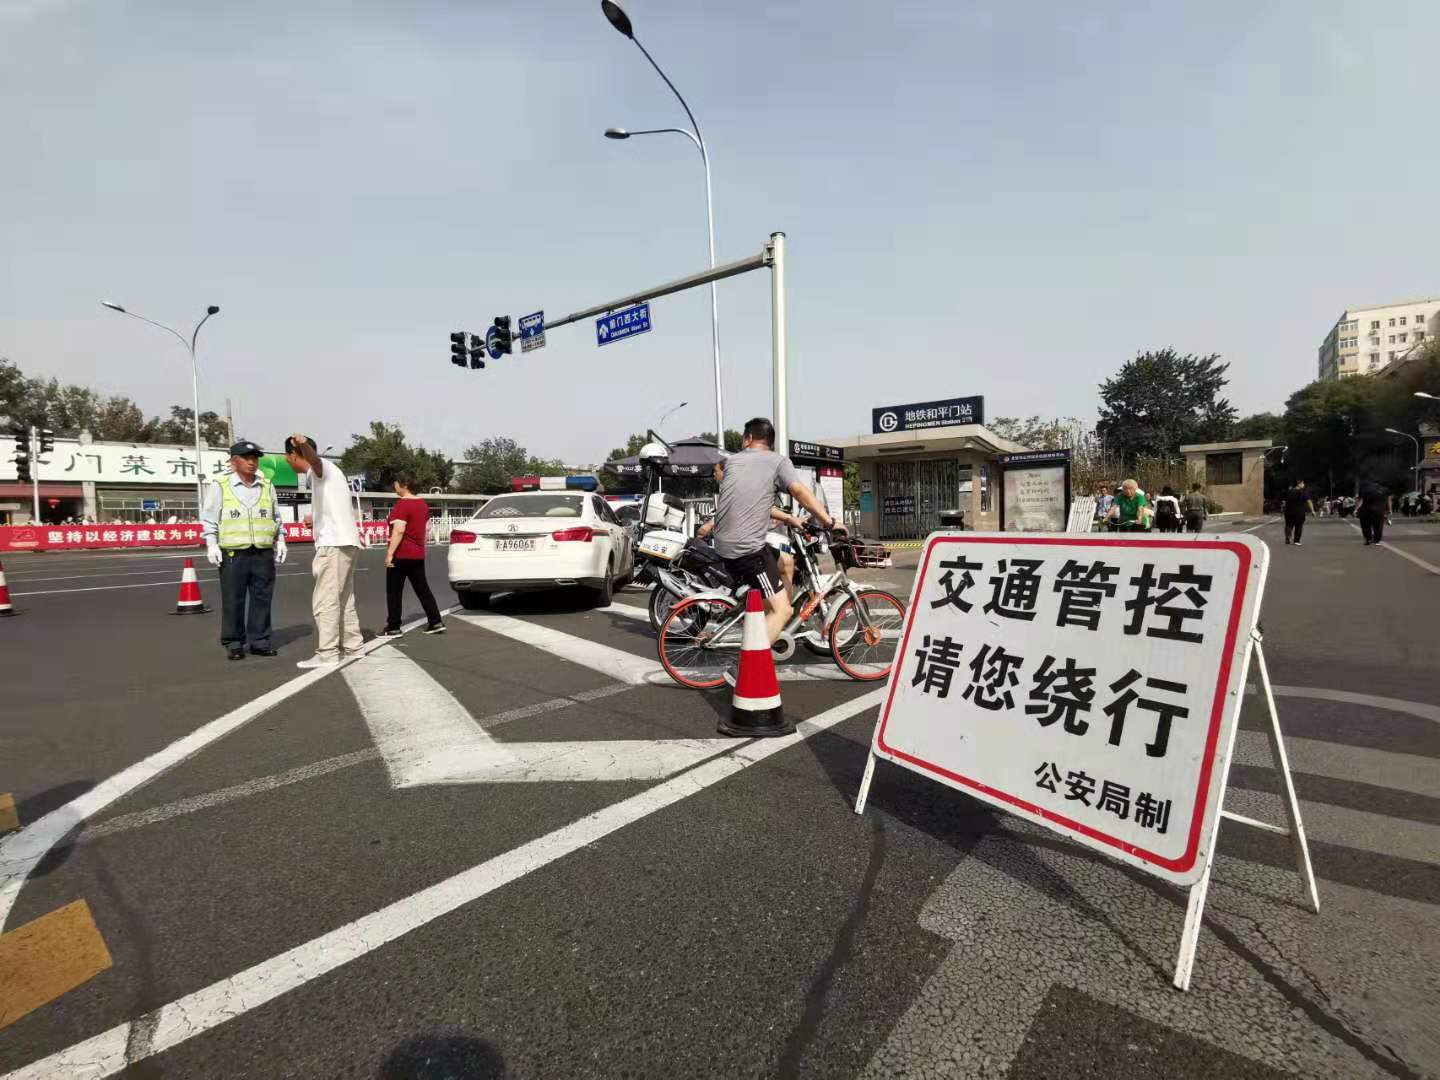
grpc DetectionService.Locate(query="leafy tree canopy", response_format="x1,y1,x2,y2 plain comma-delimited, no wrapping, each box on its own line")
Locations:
1096,349,1237,462
339,421,455,492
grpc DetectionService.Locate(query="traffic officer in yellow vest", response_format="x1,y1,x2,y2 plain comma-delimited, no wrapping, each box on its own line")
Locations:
200,440,287,660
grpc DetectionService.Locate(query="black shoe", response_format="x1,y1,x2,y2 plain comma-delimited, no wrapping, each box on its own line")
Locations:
423,623,447,635
378,627,404,637
249,646,279,657
227,647,245,661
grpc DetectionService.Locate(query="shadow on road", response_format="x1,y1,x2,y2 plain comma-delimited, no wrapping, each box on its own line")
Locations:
16,779,95,878
379,1035,506,1079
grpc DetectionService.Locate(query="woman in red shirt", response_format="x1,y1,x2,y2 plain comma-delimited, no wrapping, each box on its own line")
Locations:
381,472,444,635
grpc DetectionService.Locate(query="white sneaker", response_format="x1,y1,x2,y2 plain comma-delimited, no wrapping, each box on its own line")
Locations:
296,655,340,670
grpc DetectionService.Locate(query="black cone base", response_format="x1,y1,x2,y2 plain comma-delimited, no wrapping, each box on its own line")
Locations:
718,705,792,738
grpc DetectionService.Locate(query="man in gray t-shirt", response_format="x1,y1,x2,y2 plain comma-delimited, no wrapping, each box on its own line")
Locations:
712,417,838,644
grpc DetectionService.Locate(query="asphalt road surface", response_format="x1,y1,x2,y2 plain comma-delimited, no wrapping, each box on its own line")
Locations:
1,519,1437,1079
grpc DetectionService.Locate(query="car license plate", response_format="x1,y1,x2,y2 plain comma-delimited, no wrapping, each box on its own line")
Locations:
494,538,536,551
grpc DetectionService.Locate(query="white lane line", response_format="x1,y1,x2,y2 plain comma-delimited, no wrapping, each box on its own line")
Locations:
4,690,885,1080
1241,518,1278,533
2,567,210,584
1343,521,1440,575
344,651,740,785
1231,730,1440,799
1223,787,1440,865
1256,683,1440,726
73,685,641,845
82,750,382,841
454,610,664,685
11,568,363,598
0,606,455,932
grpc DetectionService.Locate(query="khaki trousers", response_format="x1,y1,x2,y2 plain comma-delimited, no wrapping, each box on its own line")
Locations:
312,546,363,658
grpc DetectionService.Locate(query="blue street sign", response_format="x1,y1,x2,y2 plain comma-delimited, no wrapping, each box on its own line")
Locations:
486,325,503,360
596,302,652,347
519,311,546,353
141,499,160,511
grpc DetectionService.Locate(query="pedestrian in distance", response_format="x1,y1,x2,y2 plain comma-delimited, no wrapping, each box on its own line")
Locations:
380,471,445,637
1182,484,1208,534
1357,481,1389,546
285,434,364,668
1153,485,1182,533
201,440,287,661
1282,479,1313,546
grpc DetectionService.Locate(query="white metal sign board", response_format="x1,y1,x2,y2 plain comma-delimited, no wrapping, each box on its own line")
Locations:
865,532,1269,886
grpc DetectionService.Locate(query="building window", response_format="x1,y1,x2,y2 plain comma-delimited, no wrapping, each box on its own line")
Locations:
1370,352,1379,363
1417,331,1427,341
1205,452,1243,487
1371,320,1380,329
1399,316,1407,326
1389,351,1396,361
1399,333,1407,343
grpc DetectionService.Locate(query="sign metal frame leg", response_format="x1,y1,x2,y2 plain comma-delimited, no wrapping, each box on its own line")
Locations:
1172,628,1320,990
854,749,877,816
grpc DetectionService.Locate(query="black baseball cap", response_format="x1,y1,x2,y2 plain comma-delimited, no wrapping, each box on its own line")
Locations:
229,440,263,457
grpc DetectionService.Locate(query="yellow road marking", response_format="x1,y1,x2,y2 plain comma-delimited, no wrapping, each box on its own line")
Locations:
0,793,17,835
0,899,113,1029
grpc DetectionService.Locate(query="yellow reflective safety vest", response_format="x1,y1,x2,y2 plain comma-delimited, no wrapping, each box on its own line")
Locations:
217,476,278,550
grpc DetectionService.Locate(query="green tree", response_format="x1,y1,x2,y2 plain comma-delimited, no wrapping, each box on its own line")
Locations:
988,416,1073,449
1231,412,1285,441
697,429,744,453
455,436,564,494
1097,349,1237,463
150,405,229,446
339,422,455,491
1280,377,1386,495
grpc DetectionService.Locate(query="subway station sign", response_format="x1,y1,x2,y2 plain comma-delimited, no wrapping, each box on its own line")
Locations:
872,396,984,434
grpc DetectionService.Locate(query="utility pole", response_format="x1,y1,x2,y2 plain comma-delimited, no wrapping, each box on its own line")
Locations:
225,398,235,447
29,426,40,523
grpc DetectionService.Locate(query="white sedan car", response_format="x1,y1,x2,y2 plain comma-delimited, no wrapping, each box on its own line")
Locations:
448,491,635,608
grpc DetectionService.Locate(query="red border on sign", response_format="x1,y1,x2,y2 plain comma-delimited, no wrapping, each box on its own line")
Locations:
874,535,1252,875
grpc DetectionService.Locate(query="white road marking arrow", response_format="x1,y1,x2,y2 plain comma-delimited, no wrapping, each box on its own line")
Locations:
342,651,738,787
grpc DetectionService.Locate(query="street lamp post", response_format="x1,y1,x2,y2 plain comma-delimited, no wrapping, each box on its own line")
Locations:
102,301,220,515
1384,428,1421,489
654,399,688,435
600,1,724,446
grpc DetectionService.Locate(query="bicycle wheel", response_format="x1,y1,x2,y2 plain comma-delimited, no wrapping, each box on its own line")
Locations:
658,596,742,689
829,590,907,682
648,581,682,632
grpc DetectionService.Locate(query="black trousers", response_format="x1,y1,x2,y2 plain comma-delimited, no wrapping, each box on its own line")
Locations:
1359,512,1384,544
1284,513,1305,543
386,559,442,630
220,547,275,649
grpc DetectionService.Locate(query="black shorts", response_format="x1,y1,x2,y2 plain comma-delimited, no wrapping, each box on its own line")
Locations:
722,547,784,600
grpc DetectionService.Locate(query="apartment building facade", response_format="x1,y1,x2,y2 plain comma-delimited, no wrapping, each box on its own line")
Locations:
1317,296,1439,379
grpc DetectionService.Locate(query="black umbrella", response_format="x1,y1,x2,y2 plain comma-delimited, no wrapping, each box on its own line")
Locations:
603,435,727,478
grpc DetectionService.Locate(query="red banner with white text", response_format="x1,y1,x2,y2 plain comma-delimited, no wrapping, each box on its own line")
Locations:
0,522,392,553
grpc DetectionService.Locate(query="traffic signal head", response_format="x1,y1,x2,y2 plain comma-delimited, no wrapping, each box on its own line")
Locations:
493,316,513,355
38,428,55,455
12,434,31,484
468,337,486,370
450,331,467,368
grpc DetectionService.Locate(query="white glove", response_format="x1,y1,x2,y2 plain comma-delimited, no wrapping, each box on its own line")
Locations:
206,541,223,568
274,537,287,565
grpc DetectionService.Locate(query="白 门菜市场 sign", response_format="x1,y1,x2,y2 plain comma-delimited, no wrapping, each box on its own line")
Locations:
867,532,1268,886
872,396,984,434
596,302,652,347
519,311,546,353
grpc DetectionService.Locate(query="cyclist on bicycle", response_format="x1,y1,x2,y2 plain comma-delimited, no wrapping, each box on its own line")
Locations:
711,417,840,644
1105,478,1152,530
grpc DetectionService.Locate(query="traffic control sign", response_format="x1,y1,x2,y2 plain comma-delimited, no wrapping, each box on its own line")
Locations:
486,325,503,361
519,311,545,353
596,302,652,347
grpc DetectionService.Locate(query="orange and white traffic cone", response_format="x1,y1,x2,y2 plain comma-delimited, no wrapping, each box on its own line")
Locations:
0,559,15,617
174,557,208,615
719,588,792,738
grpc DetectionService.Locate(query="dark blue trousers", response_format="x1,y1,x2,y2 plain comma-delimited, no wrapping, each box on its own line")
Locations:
219,547,275,650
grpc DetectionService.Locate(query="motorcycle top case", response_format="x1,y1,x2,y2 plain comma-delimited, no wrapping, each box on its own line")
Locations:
644,493,688,531
637,528,686,562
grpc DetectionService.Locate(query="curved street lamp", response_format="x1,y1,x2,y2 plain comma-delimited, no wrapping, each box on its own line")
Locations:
102,301,220,514
600,1,724,445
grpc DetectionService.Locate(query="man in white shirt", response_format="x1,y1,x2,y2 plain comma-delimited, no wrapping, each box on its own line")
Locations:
285,434,363,668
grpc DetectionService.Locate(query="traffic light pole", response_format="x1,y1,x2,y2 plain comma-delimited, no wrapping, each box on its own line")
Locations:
29,426,40,523
536,232,790,452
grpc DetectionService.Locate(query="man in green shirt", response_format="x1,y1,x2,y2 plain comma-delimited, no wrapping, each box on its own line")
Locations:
1105,478,1152,530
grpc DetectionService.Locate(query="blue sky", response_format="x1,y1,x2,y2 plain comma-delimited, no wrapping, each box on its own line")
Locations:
2,0,1434,463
